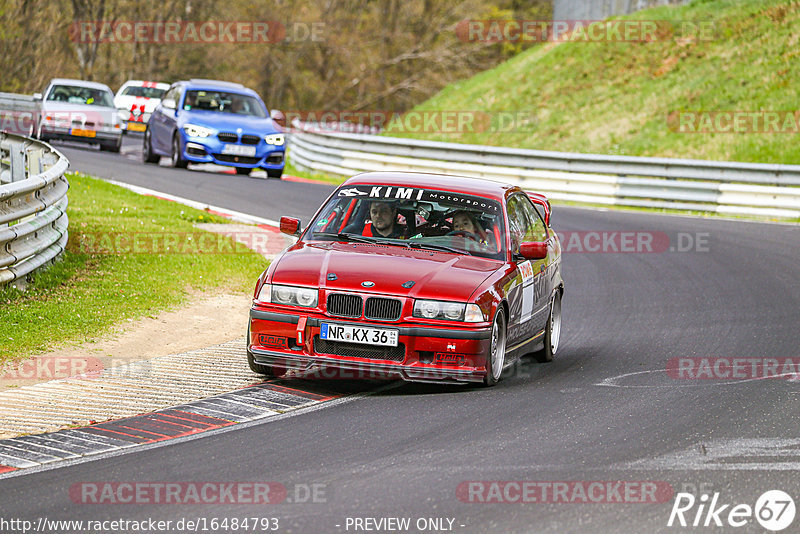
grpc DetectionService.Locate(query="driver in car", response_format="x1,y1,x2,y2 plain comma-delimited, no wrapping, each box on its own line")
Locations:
363,201,405,238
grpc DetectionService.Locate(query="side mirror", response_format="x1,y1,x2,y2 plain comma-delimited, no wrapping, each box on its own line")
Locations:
520,241,547,260
280,216,301,236
162,98,176,110
270,109,286,129
33,93,43,101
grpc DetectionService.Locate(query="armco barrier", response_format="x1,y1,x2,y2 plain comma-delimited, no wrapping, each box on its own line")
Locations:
0,132,69,287
288,123,800,218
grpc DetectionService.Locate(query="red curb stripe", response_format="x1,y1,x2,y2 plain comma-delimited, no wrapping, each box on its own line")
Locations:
281,174,321,184
0,464,17,474
264,382,341,402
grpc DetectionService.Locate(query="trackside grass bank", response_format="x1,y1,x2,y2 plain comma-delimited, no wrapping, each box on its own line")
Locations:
0,173,267,364
387,0,800,164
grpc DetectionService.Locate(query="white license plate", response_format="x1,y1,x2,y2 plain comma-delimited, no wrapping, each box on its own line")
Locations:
320,323,398,347
221,144,256,157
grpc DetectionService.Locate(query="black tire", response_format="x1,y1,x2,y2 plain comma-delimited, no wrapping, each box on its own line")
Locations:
235,167,252,176
100,137,121,153
534,291,562,363
171,133,188,168
267,168,283,179
143,129,159,163
482,307,507,387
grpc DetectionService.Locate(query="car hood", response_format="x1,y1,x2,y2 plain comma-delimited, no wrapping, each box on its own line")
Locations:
270,241,501,302
179,111,280,134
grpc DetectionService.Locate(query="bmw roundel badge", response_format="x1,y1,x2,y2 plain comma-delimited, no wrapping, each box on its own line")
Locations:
361,281,375,288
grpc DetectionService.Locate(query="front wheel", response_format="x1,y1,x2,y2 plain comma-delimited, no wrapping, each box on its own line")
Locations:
534,291,562,363
266,168,283,179
246,326,285,377
171,134,188,168
235,167,252,176
483,307,507,386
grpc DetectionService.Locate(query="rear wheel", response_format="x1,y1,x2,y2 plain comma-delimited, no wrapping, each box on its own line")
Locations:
534,291,562,363
171,133,188,168
267,168,283,179
143,129,159,163
235,167,252,176
483,307,507,386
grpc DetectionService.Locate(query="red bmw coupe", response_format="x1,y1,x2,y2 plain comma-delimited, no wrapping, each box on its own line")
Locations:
247,172,563,386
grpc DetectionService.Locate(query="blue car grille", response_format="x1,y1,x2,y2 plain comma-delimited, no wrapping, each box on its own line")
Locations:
218,132,238,143
241,134,261,145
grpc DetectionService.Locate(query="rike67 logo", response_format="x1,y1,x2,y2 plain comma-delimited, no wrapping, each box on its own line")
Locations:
668,490,796,531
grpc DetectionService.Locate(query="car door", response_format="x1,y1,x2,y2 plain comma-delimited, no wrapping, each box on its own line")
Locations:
150,85,180,153
505,193,552,346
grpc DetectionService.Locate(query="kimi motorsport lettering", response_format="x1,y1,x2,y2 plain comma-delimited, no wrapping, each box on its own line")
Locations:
337,186,500,213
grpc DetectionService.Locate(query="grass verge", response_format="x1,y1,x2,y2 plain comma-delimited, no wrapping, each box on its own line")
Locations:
385,0,800,164
0,172,268,365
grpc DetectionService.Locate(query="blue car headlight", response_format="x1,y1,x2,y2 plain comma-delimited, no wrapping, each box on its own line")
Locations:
184,123,214,138
264,133,285,146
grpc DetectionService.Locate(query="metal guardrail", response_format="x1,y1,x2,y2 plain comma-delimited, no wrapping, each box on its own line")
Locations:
288,123,800,218
0,132,69,287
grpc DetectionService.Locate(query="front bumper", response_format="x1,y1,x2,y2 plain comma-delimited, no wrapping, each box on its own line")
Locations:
180,133,285,170
41,126,121,143
248,309,491,384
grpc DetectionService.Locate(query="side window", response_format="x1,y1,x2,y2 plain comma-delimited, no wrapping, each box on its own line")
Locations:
507,195,547,253
163,87,180,108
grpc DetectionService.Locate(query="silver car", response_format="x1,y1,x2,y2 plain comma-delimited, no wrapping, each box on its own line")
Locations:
37,78,122,152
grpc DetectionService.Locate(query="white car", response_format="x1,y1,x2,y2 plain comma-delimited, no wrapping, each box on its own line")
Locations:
38,78,122,152
114,80,169,134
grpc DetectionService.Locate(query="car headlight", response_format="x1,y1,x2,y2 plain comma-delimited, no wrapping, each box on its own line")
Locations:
258,283,318,308
184,123,214,138
264,133,285,145
413,300,484,322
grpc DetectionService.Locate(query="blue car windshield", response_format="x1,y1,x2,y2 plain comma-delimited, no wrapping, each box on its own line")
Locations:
182,90,266,118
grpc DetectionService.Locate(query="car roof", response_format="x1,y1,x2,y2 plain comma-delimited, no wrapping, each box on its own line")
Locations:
341,171,518,200
48,78,113,92
182,79,256,94
119,80,170,89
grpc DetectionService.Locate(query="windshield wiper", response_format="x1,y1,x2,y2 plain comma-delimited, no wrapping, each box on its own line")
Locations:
406,242,472,256
314,232,380,244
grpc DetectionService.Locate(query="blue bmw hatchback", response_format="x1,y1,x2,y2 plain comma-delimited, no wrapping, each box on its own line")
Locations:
144,79,285,178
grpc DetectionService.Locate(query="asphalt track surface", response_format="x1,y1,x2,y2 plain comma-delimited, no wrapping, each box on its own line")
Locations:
1,136,799,533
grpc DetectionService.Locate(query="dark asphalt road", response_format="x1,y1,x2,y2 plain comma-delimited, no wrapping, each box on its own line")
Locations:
1,137,799,533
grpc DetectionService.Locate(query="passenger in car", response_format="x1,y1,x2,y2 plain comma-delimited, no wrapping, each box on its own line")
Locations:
452,210,489,244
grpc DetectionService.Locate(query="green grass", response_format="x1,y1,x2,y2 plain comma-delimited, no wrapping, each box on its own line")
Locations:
385,0,800,164
0,173,268,364
284,157,348,185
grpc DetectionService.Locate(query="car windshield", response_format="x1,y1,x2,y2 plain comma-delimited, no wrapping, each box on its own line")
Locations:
307,185,507,260
120,86,167,99
182,90,266,117
47,85,114,107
